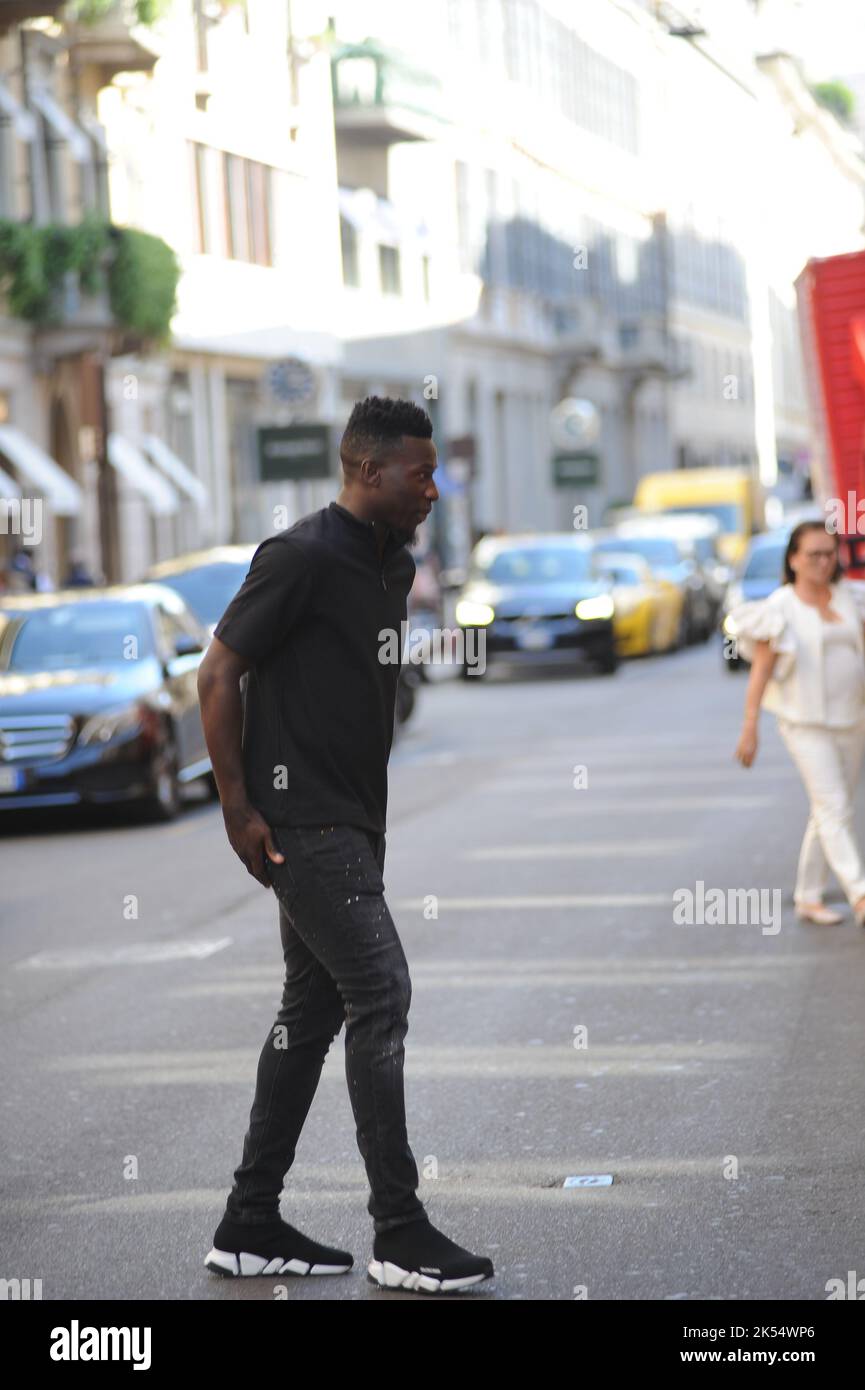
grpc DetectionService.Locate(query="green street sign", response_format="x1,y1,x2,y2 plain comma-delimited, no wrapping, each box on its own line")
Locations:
258,424,332,481
552,451,600,487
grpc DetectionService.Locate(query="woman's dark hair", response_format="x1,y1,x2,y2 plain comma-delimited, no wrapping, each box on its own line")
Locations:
783,520,843,584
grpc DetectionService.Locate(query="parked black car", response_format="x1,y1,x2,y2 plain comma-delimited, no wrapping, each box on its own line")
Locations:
0,584,214,820
142,545,257,637
454,533,618,677
144,543,422,728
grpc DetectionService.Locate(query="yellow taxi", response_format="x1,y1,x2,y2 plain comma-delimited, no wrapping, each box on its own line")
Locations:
592,548,684,656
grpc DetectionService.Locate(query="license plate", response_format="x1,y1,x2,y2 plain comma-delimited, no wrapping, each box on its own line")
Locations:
0,765,24,792
516,624,554,650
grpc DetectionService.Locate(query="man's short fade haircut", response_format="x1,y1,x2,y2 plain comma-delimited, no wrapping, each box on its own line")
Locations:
341,395,433,465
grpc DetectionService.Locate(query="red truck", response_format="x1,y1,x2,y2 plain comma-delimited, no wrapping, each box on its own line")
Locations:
796,247,865,576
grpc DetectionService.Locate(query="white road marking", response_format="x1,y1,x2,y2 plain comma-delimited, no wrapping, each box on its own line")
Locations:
16,938,233,969
531,796,777,816
462,839,695,859
393,893,671,909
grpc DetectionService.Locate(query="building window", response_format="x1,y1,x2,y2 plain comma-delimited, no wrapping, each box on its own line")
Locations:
246,159,272,266
191,141,210,252
167,371,194,476
193,0,209,72
379,244,401,295
189,144,274,264
455,159,472,271
223,153,248,260
42,114,67,221
0,118,14,218
226,375,262,544
189,140,275,265
340,215,359,286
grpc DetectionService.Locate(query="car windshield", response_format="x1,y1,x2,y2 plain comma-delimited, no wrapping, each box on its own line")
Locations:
473,546,593,584
0,602,154,672
595,537,680,567
663,502,741,531
743,545,786,582
147,562,250,626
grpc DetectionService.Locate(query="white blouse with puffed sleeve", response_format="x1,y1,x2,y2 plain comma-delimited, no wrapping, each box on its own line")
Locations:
727,580,865,727
727,587,796,683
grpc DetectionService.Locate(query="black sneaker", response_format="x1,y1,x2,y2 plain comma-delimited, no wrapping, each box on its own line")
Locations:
368,1218,494,1293
204,1215,353,1278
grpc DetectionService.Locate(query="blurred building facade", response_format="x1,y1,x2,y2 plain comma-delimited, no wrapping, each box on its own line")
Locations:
329,0,865,549
1,0,863,585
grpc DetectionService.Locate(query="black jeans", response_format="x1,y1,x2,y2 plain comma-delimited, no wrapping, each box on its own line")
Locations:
224,822,428,1234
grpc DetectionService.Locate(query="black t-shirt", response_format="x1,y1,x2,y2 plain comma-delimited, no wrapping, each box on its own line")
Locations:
212,501,416,834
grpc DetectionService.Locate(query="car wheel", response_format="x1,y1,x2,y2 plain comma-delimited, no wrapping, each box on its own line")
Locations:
142,733,182,822
205,770,220,800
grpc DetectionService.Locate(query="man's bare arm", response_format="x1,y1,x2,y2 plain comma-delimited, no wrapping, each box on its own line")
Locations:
197,636,284,885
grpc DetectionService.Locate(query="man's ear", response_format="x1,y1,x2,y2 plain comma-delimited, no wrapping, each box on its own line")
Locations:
361,456,383,488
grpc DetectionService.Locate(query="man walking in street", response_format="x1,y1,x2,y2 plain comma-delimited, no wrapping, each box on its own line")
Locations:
197,395,495,1293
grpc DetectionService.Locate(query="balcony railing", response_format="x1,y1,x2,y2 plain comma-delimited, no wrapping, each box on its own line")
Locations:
66,0,161,88
331,40,446,144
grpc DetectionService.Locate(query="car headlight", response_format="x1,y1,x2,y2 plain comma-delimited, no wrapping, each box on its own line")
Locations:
455,599,495,626
78,703,145,746
575,595,615,621
722,615,739,637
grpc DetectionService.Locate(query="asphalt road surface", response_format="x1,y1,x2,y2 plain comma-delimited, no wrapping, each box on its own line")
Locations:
3,639,864,1301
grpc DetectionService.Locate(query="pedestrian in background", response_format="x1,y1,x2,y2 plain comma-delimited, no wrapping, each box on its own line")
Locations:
62,554,97,588
4,545,38,593
732,521,865,926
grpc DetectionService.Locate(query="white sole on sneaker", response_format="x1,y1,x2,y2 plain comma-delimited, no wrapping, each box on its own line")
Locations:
367,1258,491,1293
204,1246,351,1277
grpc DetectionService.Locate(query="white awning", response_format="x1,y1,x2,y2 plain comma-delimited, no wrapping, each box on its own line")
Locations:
107,433,180,516
0,424,83,516
141,434,208,508
0,79,37,141
29,87,91,163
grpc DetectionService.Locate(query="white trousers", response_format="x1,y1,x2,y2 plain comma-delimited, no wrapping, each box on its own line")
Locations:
777,715,865,907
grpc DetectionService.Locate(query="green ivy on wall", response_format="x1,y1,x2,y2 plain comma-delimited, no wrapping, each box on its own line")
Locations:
69,0,174,26
69,0,248,24
0,215,180,345
107,226,180,344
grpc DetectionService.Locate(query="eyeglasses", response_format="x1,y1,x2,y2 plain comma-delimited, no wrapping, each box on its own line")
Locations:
799,549,837,561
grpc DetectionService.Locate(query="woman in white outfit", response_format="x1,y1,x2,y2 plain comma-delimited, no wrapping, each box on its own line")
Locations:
731,521,865,927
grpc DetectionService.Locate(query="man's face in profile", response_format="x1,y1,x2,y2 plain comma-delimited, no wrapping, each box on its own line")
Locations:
376,437,439,540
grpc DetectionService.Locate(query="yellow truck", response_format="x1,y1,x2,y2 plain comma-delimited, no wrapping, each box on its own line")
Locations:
632,467,764,565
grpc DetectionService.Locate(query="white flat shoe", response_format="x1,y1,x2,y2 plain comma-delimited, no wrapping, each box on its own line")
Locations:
795,903,845,925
